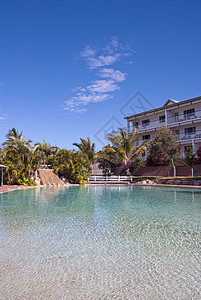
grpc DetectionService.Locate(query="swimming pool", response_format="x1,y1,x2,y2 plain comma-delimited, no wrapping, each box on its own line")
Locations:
0,185,200,299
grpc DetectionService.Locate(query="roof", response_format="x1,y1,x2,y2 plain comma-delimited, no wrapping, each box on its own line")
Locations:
163,99,179,107
125,95,201,120
0,164,7,168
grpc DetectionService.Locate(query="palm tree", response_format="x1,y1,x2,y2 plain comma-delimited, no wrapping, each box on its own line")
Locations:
73,137,96,166
98,128,148,175
3,128,32,150
1,128,33,183
3,128,23,143
3,128,32,167
53,148,72,177
35,140,53,168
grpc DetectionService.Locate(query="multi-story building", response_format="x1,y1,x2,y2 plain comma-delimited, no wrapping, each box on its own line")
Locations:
125,96,201,159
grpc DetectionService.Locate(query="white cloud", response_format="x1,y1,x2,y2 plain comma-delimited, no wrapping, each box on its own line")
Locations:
99,68,126,82
0,110,7,124
84,53,121,70
64,92,112,112
64,37,133,112
87,80,119,93
80,46,96,58
80,37,132,70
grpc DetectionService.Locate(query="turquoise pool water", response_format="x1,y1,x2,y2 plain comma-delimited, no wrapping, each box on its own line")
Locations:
0,185,200,299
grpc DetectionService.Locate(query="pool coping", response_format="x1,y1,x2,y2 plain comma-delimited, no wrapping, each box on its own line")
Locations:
86,183,201,188
0,185,39,194
0,183,200,194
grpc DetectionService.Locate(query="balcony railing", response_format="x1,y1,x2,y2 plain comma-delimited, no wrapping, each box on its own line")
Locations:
128,119,165,132
127,109,201,132
167,111,201,124
131,129,201,147
175,131,201,141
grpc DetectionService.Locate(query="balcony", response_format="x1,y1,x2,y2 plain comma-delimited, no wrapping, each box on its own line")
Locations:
128,119,165,132
174,130,201,142
127,109,201,133
167,110,201,125
131,129,201,147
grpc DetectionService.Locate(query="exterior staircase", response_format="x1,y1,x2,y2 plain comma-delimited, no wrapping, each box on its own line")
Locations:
37,169,64,186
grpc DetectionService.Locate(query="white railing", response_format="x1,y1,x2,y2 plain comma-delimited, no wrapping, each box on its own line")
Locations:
167,112,201,125
88,175,133,182
127,110,201,133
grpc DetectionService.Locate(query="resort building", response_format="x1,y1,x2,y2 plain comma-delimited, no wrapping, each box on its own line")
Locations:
125,96,201,159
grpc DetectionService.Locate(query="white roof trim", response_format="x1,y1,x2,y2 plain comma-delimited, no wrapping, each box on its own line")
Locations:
163,99,179,107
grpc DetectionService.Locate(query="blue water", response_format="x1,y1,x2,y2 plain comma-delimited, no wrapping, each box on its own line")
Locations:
0,185,201,299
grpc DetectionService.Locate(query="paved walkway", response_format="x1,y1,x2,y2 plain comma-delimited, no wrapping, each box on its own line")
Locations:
0,185,29,193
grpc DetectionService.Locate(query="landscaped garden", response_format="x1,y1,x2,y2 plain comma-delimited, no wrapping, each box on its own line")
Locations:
1,126,201,186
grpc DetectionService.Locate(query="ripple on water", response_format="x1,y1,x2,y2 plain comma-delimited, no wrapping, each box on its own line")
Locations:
0,185,201,299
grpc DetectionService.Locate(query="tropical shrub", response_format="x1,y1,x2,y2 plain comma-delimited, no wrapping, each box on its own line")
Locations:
133,158,143,168
197,146,201,162
185,146,196,177
97,158,115,175
0,128,94,185
18,178,37,186
147,126,180,176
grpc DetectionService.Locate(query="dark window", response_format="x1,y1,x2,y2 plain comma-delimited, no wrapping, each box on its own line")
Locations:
142,135,150,140
142,119,150,127
142,151,146,157
133,121,138,129
159,115,165,123
185,127,196,135
184,108,195,119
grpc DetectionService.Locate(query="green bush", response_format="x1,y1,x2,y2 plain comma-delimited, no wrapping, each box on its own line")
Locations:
18,177,37,186
133,158,143,168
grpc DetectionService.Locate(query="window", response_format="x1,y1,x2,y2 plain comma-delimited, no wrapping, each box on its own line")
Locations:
133,121,138,129
142,119,150,127
159,115,165,123
185,127,196,135
142,134,150,140
184,108,195,119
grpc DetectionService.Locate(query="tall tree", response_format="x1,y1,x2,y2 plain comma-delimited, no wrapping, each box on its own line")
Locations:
73,137,96,166
1,128,35,184
35,140,54,168
98,128,148,174
147,126,180,176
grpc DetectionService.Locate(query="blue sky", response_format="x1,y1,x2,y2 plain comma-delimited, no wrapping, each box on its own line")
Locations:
0,0,201,150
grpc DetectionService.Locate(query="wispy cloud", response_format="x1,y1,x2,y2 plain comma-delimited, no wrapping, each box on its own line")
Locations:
0,108,7,126
99,68,126,82
64,37,133,112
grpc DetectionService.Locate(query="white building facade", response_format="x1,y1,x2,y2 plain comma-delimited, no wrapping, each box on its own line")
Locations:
125,96,201,160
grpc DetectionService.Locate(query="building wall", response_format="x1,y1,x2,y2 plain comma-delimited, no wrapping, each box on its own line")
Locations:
126,98,201,160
